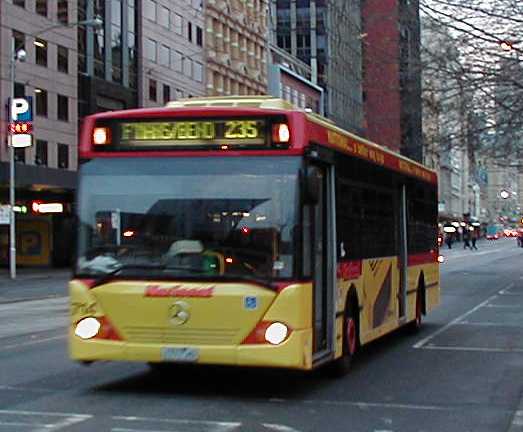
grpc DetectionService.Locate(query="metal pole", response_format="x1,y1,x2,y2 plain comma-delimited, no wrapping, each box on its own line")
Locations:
9,40,16,279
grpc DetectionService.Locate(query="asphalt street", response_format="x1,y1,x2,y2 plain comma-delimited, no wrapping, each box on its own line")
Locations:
0,237,522,432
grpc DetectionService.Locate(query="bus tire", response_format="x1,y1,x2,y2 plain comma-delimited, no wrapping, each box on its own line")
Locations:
407,287,423,333
329,301,358,377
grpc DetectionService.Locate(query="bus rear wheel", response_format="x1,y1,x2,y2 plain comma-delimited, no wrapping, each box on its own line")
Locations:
329,302,358,377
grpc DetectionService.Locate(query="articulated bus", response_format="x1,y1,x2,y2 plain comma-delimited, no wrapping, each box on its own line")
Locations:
70,96,439,373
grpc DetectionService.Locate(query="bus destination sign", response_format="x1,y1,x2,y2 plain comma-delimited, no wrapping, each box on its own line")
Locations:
118,119,266,148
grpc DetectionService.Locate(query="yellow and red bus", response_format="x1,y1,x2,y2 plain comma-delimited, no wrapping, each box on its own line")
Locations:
70,96,439,373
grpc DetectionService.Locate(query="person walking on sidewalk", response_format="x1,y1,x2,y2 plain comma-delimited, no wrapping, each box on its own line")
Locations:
471,228,478,250
463,227,471,250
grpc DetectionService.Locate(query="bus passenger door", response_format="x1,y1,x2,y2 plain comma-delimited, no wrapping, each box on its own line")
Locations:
304,163,336,361
398,184,408,320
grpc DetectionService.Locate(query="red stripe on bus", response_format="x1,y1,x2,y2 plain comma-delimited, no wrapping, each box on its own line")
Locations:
337,260,363,280
407,251,438,266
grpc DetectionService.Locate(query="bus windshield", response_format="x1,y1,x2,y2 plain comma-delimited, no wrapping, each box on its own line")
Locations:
76,157,300,281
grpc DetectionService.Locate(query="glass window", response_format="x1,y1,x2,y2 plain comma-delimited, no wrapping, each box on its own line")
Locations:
184,57,193,77
14,148,25,163
163,84,171,104
57,0,68,24
149,79,157,101
128,4,136,32
14,82,25,98
159,5,169,28
57,94,69,121
35,38,47,67
58,143,69,169
13,30,25,53
111,0,121,25
172,51,183,72
188,21,193,42
13,0,25,8
35,140,48,166
173,13,183,34
196,26,203,46
36,0,47,17
144,0,156,21
57,45,68,73
145,38,157,62
111,26,122,82
76,157,300,280
194,62,203,82
35,88,47,117
159,44,170,67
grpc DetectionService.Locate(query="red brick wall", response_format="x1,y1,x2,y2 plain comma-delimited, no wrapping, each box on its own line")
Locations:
362,0,401,152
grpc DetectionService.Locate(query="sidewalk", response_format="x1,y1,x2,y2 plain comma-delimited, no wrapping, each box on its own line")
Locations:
0,268,71,304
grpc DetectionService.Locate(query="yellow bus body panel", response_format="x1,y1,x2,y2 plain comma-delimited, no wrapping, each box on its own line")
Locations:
69,279,313,370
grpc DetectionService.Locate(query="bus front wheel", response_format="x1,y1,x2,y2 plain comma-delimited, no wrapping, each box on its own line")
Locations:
329,302,358,377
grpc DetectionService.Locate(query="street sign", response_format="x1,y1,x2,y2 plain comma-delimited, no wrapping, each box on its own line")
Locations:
10,97,33,122
9,133,32,148
0,205,10,225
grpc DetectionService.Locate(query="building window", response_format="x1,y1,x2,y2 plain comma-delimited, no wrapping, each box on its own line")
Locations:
14,148,25,163
36,0,47,17
194,62,203,82
163,84,171,104
58,143,69,169
14,82,25,98
57,94,68,121
57,0,68,24
57,45,68,73
35,88,47,117
159,44,170,66
149,79,157,101
35,140,48,166
12,30,25,53
176,88,183,100
188,21,193,42
173,13,183,35
172,51,183,72
35,38,47,67
196,26,203,46
145,38,157,62
144,0,156,21
159,5,169,28
13,0,25,8
184,58,193,77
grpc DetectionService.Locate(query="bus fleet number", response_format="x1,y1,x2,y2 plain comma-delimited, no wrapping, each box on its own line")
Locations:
224,121,258,139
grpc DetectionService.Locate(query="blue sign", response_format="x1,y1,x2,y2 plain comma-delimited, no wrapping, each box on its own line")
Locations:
244,296,258,310
10,97,33,122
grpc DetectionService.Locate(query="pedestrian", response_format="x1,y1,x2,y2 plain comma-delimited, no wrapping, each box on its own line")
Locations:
445,233,453,249
471,229,478,250
463,228,471,250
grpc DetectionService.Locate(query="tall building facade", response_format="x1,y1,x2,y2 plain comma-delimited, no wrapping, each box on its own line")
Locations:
78,0,139,116
0,0,78,267
362,0,422,161
205,0,268,96
273,0,363,132
141,0,205,107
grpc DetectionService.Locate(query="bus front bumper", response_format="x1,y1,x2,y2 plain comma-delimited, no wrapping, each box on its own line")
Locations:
69,328,313,370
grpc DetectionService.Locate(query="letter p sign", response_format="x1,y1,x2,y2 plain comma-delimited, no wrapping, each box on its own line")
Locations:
10,97,33,122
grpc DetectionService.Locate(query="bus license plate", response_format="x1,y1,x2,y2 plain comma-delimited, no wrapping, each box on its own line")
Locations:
161,347,199,362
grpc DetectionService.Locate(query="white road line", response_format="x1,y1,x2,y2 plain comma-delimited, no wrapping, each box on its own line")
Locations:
484,304,522,308
299,399,450,412
0,385,54,393
263,424,302,432
0,410,91,432
0,334,66,351
413,295,497,349
511,410,523,427
0,421,51,427
113,416,241,432
455,321,523,328
423,345,523,353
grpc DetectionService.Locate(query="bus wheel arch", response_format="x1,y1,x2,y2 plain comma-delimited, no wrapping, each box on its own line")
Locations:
408,272,426,332
345,286,361,350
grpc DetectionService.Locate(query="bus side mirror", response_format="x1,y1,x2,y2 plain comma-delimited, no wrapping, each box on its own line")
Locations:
304,166,321,204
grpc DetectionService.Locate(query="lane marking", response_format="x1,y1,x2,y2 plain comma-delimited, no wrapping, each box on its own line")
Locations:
0,410,91,432
263,424,302,432
413,295,497,349
484,304,522,308
511,410,523,427
414,283,515,349
423,345,523,353
0,334,66,351
114,416,241,431
0,385,55,393
456,321,523,328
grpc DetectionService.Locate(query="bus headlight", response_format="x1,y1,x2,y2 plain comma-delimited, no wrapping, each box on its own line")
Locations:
75,317,101,339
264,322,288,345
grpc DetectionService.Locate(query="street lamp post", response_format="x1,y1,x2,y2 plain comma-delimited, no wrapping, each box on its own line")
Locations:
7,17,102,279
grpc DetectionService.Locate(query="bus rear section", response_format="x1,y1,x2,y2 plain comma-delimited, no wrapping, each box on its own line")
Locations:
69,156,315,370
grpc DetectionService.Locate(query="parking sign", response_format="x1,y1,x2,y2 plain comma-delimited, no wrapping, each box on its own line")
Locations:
10,97,33,122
